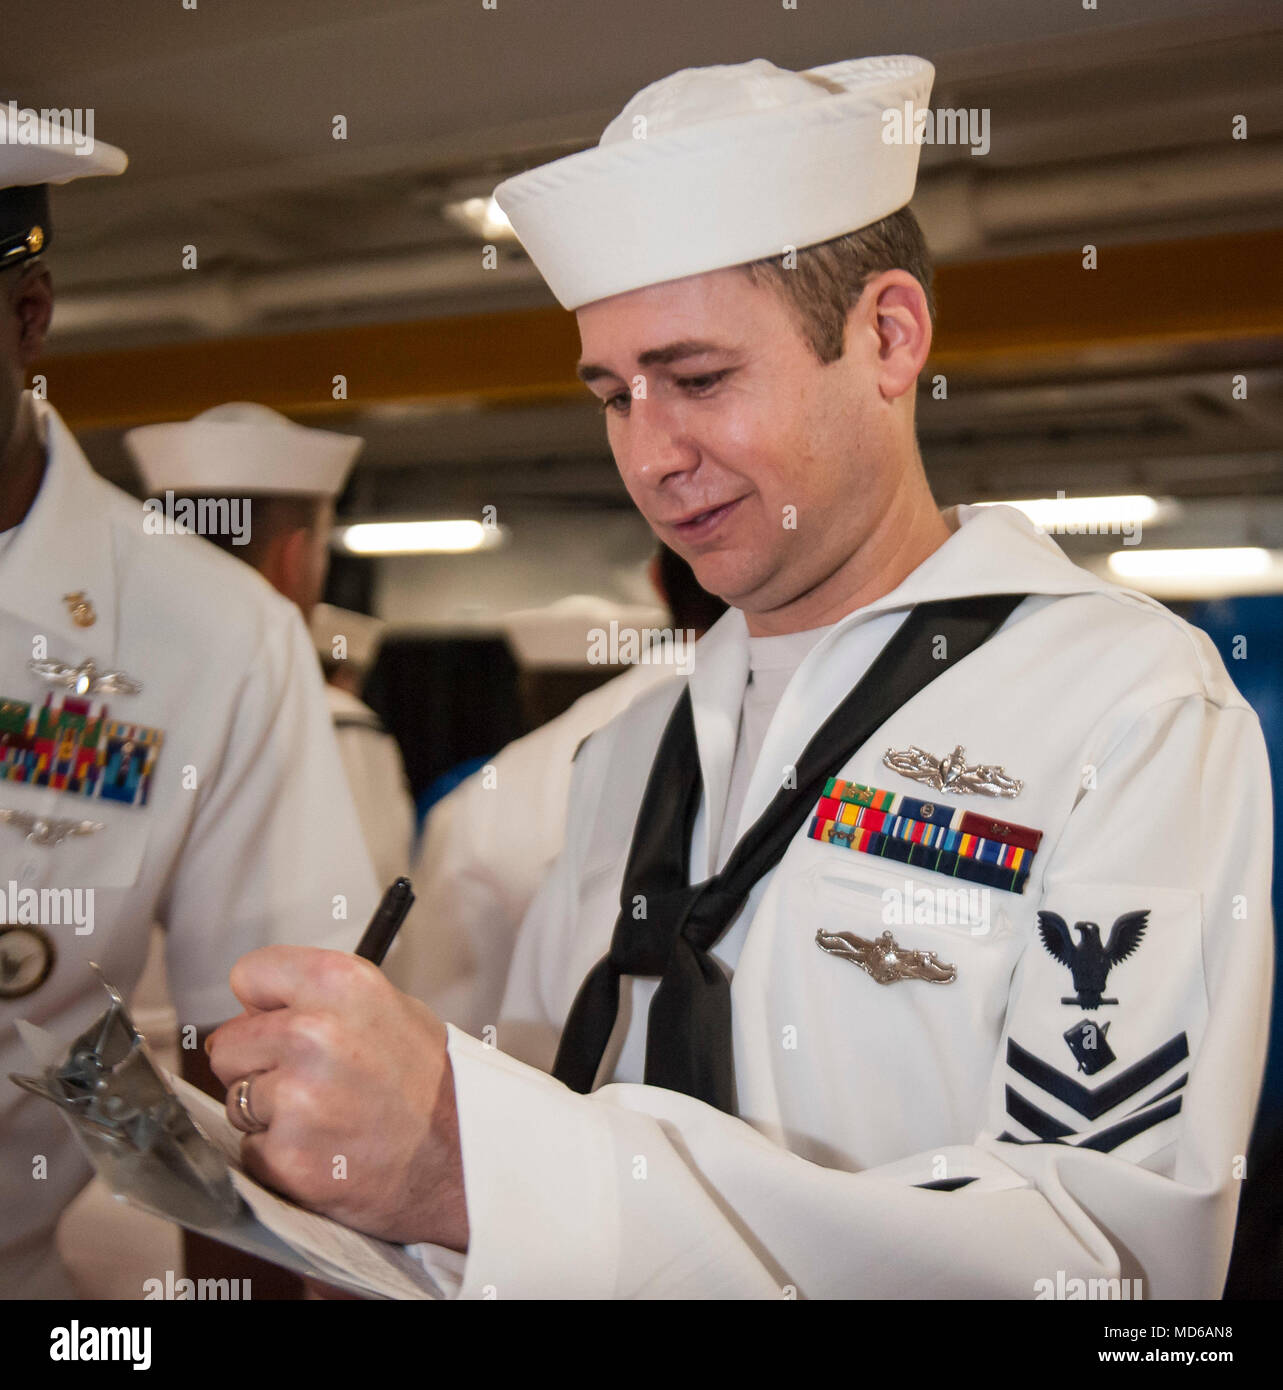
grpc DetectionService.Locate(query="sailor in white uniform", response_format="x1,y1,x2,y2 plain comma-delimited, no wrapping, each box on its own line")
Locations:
311,602,416,891
0,120,377,1298
123,401,359,628
206,56,1274,1300
127,410,416,894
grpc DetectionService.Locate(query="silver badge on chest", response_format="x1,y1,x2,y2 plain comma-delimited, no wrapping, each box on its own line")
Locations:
28,657,142,697
0,809,105,846
816,928,957,985
883,743,1022,798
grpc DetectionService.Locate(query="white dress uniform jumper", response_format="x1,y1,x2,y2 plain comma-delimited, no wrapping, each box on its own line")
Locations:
409,503,1273,1299
0,402,378,1297
397,52,1278,1300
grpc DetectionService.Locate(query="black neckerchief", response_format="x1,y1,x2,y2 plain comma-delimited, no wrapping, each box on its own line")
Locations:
552,593,1027,1113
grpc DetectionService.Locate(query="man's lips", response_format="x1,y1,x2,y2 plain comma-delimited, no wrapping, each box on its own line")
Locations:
665,496,746,539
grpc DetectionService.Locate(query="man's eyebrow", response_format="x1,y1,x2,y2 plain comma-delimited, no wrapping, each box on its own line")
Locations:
575,339,732,384
637,339,728,368
575,361,618,385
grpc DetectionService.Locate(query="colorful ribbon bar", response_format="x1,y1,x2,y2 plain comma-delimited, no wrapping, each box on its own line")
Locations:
0,693,163,808
822,777,896,811
809,781,1043,894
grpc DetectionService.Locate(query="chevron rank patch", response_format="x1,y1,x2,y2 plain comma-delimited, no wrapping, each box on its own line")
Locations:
997,883,1207,1161
808,776,1043,894
0,693,163,808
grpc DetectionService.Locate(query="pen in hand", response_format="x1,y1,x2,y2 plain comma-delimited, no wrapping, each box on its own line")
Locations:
355,876,415,966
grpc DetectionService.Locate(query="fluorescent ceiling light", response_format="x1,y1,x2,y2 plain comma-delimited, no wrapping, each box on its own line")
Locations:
338,520,504,555
443,194,516,241
1108,547,1271,579
979,494,1161,529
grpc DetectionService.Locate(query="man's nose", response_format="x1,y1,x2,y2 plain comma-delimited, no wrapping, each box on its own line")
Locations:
617,397,699,489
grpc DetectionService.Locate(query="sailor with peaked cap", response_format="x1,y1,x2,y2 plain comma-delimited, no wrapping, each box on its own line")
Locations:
207,57,1271,1300
0,111,378,1298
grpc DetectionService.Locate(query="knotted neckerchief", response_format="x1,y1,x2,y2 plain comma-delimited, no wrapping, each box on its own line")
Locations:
553,592,1026,1113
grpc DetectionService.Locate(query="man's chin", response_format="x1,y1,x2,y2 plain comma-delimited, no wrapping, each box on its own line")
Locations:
684,552,771,613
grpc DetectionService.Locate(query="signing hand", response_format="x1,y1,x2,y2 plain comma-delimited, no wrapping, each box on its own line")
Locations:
206,945,468,1251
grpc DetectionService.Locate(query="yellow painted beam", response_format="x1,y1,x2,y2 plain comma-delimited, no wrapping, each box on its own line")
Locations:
927,228,1283,373
38,306,585,431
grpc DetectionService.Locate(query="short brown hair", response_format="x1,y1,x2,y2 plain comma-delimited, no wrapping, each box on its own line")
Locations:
741,206,935,364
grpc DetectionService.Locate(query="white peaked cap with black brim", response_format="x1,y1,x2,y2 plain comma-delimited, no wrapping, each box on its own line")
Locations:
0,102,127,269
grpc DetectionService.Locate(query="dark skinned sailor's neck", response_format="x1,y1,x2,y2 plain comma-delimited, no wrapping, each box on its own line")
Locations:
0,394,47,533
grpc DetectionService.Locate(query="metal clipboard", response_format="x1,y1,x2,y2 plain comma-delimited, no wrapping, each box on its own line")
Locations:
9,965,400,1292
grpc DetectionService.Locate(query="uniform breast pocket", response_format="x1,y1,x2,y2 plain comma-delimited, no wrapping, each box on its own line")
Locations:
0,782,151,890
750,842,1022,1148
794,850,1023,1035
808,853,1014,945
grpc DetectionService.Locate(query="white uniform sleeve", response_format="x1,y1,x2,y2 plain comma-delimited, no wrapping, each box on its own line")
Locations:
332,722,416,890
411,690,1272,1298
161,607,380,1026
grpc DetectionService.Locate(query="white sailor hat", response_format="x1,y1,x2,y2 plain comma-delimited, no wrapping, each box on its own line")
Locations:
311,602,387,671
125,402,363,498
493,55,934,310
0,101,128,270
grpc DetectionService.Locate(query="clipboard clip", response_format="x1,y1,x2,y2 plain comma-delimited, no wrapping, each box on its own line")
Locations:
9,963,243,1223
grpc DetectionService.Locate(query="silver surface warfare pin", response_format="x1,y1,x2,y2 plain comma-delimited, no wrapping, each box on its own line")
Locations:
28,657,142,696
815,928,957,985
883,743,1022,798
0,809,105,846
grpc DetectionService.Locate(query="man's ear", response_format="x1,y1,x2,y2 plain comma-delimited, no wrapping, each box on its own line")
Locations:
848,269,931,404
274,525,312,609
12,264,53,365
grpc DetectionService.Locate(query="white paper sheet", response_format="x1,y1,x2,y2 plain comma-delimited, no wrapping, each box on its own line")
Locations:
169,1075,444,1301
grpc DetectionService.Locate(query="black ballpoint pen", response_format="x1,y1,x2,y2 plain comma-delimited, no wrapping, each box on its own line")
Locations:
354,876,415,966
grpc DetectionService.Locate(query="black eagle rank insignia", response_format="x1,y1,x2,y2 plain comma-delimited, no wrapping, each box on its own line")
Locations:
1000,896,1192,1154
1038,908,1149,1074
1036,909,1149,1008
